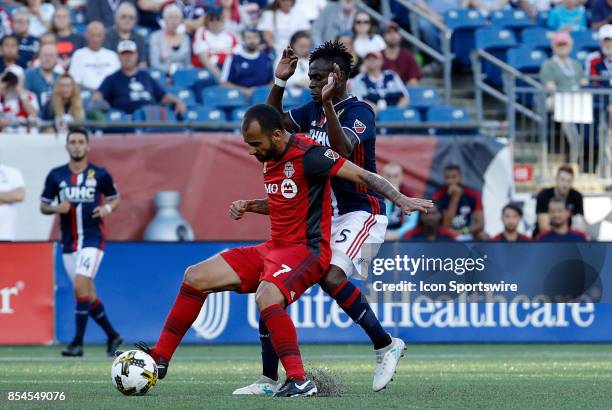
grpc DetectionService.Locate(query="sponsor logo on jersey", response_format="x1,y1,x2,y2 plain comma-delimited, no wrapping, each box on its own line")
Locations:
284,162,295,178
265,183,278,194
324,149,340,161
62,186,96,202
353,119,366,134
309,129,330,146
281,178,298,199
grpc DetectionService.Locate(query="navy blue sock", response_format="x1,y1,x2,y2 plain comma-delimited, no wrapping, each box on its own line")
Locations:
259,317,279,381
73,297,90,346
90,299,118,338
332,280,391,350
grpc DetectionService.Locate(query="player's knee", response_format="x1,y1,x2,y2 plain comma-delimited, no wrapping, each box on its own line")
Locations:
255,283,285,311
183,265,202,288
73,275,91,296
320,266,347,294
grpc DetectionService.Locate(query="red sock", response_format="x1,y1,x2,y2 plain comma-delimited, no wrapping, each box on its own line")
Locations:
152,282,207,362
260,304,305,381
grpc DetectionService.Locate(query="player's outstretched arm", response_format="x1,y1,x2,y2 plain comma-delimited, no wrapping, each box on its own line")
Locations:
335,161,433,215
267,46,299,133
229,198,269,220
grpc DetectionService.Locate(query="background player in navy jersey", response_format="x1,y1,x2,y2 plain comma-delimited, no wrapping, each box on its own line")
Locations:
535,197,589,242
232,41,426,395
491,204,531,242
128,105,432,398
40,128,122,357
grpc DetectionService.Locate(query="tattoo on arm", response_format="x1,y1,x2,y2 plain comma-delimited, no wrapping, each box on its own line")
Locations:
361,171,401,203
248,198,270,215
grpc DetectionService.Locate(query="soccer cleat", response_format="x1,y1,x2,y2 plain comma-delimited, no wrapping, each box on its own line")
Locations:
373,336,406,392
232,375,282,396
273,378,317,398
106,335,123,357
134,341,169,380
61,343,83,357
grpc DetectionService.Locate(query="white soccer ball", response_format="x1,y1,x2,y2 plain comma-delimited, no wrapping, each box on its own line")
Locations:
111,350,158,396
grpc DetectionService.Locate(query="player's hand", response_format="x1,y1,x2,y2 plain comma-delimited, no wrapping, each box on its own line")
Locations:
275,46,298,81
229,200,249,220
56,201,71,214
92,205,110,219
322,63,342,104
448,184,463,198
396,195,434,215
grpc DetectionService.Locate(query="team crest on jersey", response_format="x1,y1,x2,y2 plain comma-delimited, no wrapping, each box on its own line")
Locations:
85,169,97,187
324,149,340,161
281,179,298,199
353,119,366,134
283,162,295,178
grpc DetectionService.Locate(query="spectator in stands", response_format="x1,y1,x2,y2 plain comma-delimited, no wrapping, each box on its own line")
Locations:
547,0,587,32
12,10,40,69
192,5,239,80
351,11,385,58
40,73,84,132
258,0,311,58
0,6,11,39
69,22,120,91
219,0,243,34
411,0,468,51
0,71,39,133
352,51,409,112
466,0,510,17
382,21,421,86
294,0,327,24
312,0,357,46
590,0,612,29
0,162,25,242
221,28,274,99
52,6,86,63
540,30,586,91
382,162,419,241
24,44,60,108
18,0,54,37
514,0,559,21
149,4,192,74
492,203,531,242
336,31,362,78
403,204,457,241
104,2,148,68
86,0,135,28
533,164,584,236
285,31,312,98
535,196,588,241
586,24,612,85
433,164,485,241
0,35,25,80
94,40,187,116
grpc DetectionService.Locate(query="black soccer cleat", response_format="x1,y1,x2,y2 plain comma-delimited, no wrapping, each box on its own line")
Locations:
61,343,83,357
106,334,123,357
134,341,169,380
273,378,317,398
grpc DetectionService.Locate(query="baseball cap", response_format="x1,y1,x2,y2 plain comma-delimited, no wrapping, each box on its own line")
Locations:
206,5,222,17
599,24,612,41
552,31,571,46
365,50,383,59
117,39,137,53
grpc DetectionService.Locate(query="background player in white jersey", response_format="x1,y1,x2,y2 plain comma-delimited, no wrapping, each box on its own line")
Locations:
234,41,426,395
40,128,122,357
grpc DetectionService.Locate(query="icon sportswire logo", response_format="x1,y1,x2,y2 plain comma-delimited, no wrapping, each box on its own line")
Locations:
192,291,230,340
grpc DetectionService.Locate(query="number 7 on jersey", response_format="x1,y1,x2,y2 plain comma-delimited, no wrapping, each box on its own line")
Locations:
272,264,292,278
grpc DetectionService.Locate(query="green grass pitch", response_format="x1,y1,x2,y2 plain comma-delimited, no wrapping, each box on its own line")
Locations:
2,344,612,409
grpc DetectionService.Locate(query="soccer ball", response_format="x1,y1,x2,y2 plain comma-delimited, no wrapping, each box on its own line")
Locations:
111,350,158,396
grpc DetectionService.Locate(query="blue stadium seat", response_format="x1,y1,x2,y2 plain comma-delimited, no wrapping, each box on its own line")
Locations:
184,106,226,122
134,25,151,39
250,86,271,104
377,107,421,135
147,68,166,84
520,27,554,54
536,10,550,27
572,30,599,53
167,87,197,107
80,89,92,107
172,68,215,88
105,109,127,122
572,48,591,66
132,105,177,122
444,9,487,65
426,106,474,135
406,87,440,113
230,107,248,122
201,86,247,108
490,9,533,30
283,89,310,110
475,27,518,85
507,47,547,73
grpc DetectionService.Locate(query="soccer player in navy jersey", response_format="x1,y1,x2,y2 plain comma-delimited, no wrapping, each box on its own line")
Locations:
491,204,531,242
40,128,122,357
535,197,589,242
233,41,417,395
129,105,432,397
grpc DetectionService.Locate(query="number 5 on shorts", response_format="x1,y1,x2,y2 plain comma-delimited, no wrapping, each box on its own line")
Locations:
272,264,292,278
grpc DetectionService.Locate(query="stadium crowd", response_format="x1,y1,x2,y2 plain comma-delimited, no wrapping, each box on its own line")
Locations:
0,0,607,243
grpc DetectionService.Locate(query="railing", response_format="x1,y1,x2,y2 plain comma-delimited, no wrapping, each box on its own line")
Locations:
357,0,453,103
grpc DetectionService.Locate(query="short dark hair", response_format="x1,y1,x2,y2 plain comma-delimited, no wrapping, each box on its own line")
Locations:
309,40,353,79
242,104,283,136
549,196,569,209
290,30,311,48
0,71,19,87
502,203,523,217
66,127,90,142
557,164,574,176
1,34,17,45
444,164,462,173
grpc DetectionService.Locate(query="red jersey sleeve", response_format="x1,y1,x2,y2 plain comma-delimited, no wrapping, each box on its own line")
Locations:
303,146,346,178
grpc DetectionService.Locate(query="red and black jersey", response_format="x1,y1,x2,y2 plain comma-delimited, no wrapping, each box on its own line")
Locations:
264,134,346,255
492,232,531,242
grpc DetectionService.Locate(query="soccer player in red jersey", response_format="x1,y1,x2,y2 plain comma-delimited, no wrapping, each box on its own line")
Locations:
130,104,432,397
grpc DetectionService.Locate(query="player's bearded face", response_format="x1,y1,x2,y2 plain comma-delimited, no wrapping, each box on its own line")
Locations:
66,136,89,161
502,210,520,232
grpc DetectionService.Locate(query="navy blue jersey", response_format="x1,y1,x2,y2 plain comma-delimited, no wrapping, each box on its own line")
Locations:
98,69,166,114
432,186,483,230
535,229,588,242
288,96,385,216
40,163,118,253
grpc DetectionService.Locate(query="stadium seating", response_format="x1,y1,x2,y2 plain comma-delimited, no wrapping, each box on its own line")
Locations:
377,107,422,135
201,86,247,109
172,68,215,88
184,106,226,122
283,89,311,110
147,68,166,84
167,87,198,107
426,105,474,135
444,9,486,65
507,47,547,73
80,90,92,107
132,105,177,122
406,86,440,114
475,27,518,85
536,10,549,27
105,109,127,122
572,30,600,53
490,9,533,31
521,27,554,55
250,86,270,104
230,107,247,122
